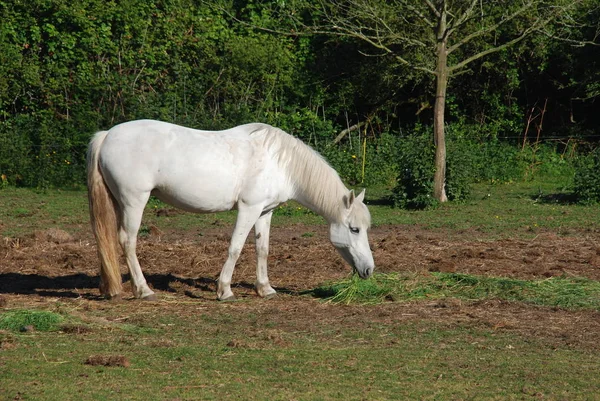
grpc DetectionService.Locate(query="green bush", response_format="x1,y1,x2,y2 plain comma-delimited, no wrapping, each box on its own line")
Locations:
0,112,90,188
473,140,526,183
391,133,438,209
321,145,364,186
363,133,401,187
444,122,527,184
525,143,575,180
572,148,600,204
445,137,474,202
389,122,577,209
391,125,478,209
0,0,306,188
319,132,400,187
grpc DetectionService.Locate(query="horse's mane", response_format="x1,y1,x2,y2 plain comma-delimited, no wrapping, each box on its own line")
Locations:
248,124,350,223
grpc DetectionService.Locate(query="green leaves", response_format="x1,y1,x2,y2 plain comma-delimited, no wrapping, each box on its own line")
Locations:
392,131,438,209
573,148,600,204
0,0,307,186
0,0,597,190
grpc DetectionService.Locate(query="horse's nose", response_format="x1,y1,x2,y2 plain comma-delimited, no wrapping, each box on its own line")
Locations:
359,266,373,279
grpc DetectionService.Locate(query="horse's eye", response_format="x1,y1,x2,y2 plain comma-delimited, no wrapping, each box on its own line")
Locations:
350,226,360,234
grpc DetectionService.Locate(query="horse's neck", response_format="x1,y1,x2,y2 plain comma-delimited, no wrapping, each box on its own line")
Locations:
288,163,347,225
262,126,346,224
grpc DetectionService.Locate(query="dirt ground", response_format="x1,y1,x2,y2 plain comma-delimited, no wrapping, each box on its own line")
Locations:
2,223,600,349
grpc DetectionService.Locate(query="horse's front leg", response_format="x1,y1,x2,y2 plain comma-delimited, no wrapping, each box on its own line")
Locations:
254,211,276,298
217,204,263,301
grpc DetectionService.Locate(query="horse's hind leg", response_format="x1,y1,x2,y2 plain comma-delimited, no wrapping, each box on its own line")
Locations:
118,194,157,300
254,211,276,298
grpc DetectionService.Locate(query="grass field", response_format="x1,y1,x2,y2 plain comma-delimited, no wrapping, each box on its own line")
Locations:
0,177,597,238
1,302,598,401
1,179,600,400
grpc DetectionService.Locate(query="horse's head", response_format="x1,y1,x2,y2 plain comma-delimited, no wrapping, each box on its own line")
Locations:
329,189,375,279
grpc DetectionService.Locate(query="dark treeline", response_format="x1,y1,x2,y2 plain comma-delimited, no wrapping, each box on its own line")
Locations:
0,0,599,191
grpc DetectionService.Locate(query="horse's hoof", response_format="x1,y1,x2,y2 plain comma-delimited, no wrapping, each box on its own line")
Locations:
255,284,277,299
218,295,236,302
106,293,122,302
142,293,158,301
263,293,277,300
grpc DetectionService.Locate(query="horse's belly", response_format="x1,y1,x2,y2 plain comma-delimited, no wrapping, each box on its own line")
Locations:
155,192,236,213
153,175,240,213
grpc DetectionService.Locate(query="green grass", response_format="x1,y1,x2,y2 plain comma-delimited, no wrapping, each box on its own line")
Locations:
1,178,600,399
0,309,64,332
0,188,90,237
0,188,323,238
2,177,599,238
311,273,395,305
313,272,600,309
1,303,599,400
366,178,600,237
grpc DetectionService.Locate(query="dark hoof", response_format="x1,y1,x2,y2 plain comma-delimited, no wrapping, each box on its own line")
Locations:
142,293,158,301
106,293,123,302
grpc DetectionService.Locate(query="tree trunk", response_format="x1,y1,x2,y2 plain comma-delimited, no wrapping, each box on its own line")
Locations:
433,6,449,203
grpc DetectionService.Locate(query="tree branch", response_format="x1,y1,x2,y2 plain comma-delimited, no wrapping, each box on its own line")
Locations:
331,121,367,145
398,0,435,28
540,29,600,46
447,2,589,74
448,24,540,74
422,0,441,19
327,24,436,74
447,0,479,37
447,1,536,54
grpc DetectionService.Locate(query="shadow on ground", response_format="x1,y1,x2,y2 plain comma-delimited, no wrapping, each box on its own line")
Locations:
0,273,297,300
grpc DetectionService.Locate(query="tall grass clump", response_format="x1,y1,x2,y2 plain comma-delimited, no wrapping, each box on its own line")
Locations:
311,274,395,305
0,309,64,332
313,273,600,310
433,273,600,309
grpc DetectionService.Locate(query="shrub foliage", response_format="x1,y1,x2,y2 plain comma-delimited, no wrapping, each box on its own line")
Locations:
573,148,600,204
0,1,593,192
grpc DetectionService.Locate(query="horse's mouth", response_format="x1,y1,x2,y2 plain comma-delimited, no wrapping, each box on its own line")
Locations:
356,266,373,279
335,246,373,279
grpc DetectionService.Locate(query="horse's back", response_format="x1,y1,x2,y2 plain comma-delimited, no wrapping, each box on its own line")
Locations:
102,120,269,151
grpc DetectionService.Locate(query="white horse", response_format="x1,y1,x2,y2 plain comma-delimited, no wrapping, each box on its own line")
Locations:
87,120,374,301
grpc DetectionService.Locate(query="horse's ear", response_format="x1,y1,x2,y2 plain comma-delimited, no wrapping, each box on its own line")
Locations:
344,190,356,209
356,189,365,203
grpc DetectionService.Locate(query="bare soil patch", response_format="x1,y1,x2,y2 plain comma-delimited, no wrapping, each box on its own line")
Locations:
1,225,599,350
84,354,130,367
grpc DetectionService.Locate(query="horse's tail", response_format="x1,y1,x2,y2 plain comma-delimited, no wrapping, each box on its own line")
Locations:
87,131,122,299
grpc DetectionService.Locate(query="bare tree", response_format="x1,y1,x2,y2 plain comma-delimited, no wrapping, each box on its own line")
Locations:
276,0,597,202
